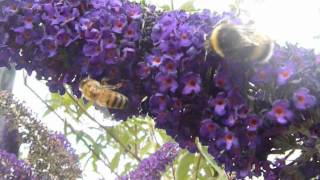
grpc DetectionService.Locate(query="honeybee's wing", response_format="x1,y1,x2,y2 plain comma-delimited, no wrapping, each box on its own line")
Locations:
94,105,112,118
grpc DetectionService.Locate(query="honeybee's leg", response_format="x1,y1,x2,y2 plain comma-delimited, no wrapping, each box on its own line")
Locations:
102,83,122,90
101,78,110,86
101,77,123,89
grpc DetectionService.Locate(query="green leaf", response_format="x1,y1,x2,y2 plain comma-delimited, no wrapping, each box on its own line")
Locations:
110,152,121,171
79,152,89,160
139,141,155,156
176,151,195,180
42,108,52,117
179,0,196,12
195,138,227,180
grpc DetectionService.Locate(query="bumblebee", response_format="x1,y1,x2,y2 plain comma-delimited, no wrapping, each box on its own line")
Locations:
209,21,274,63
79,77,128,109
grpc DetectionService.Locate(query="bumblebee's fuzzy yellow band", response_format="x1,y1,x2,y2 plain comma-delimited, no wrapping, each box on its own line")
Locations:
210,24,225,58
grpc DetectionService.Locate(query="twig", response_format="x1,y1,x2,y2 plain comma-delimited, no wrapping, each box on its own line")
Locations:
171,163,176,180
134,123,138,156
170,0,174,10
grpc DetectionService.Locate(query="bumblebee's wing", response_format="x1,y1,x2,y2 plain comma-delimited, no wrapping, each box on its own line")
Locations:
237,25,272,46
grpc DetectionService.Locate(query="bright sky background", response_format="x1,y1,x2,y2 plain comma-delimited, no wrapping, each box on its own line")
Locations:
11,0,320,179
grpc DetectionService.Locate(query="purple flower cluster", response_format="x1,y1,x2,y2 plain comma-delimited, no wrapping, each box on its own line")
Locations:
0,91,82,179
2,0,320,178
0,0,143,99
121,142,180,180
0,150,36,180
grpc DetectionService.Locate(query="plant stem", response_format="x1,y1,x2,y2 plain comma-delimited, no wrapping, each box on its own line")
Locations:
194,154,201,180
170,0,174,10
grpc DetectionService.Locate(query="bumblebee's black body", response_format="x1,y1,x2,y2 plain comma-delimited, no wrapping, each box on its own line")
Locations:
210,22,274,63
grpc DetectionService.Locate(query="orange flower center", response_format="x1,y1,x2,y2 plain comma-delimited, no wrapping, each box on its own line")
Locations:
275,107,284,116
188,80,196,86
297,95,305,103
281,71,289,78
225,134,233,141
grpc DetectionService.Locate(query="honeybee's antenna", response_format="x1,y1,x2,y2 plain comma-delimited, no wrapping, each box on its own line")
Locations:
79,76,92,88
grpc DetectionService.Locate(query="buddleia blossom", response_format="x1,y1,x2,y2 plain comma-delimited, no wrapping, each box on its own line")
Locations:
0,150,36,179
2,0,320,178
121,142,180,180
0,91,82,179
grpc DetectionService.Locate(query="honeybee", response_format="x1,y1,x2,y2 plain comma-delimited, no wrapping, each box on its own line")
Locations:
209,21,274,63
79,77,128,109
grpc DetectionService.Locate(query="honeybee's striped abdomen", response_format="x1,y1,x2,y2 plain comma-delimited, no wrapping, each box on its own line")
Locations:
102,89,128,109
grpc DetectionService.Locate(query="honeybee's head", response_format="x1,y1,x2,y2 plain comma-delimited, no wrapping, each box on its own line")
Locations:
79,78,100,91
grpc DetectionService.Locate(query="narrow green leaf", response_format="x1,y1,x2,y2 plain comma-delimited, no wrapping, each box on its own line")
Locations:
110,152,121,171
139,141,155,156
195,138,227,180
79,152,89,160
176,151,195,180
76,131,84,143
42,108,52,117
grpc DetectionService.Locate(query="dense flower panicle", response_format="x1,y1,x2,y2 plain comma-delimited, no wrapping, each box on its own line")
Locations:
0,150,36,180
267,99,293,124
0,121,20,156
0,91,82,179
292,87,316,110
121,142,180,180
2,0,320,178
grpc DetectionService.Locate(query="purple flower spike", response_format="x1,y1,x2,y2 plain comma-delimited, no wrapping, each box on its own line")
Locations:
209,92,228,116
104,48,120,64
160,59,177,75
251,65,273,84
145,52,163,67
121,142,179,180
101,30,117,49
13,27,36,45
268,99,293,124
236,104,249,119
0,150,36,179
149,93,170,113
246,115,262,131
39,36,58,57
83,41,102,57
137,62,151,79
85,28,102,42
181,72,201,95
199,119,220,139
57,29,76,47
112,15,127,34
293,87,316,110
125,3,142,20
224,113,237,127
91,0,107,9
177,24,193,47
123,22,140,41
277,63,295,86
66,0,81,7
217,131,239,150
214,69,231,90
155,73,178,93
